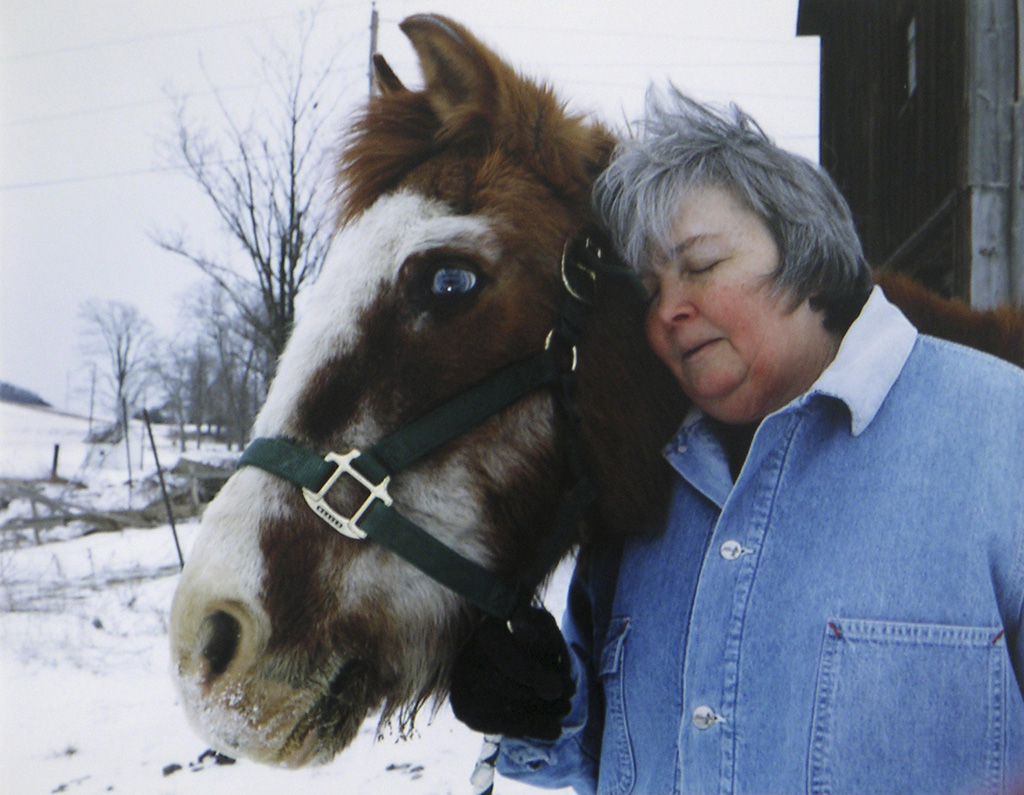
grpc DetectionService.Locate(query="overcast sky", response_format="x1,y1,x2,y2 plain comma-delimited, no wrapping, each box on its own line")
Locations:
0,0,818,415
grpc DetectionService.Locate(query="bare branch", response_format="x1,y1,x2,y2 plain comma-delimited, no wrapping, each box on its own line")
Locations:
78,300,155,422
153,8,348,371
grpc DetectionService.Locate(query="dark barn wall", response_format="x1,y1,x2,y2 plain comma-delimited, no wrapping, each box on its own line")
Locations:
799,0,967,298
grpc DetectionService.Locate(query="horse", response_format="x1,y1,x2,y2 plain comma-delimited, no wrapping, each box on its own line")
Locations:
168,14,1024,768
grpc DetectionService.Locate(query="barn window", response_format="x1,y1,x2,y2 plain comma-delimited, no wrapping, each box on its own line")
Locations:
906,16,918,97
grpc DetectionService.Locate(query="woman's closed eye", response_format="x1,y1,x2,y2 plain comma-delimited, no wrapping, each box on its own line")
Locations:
684,257,723,275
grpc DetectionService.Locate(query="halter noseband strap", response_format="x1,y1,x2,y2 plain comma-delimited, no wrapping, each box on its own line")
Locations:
237,232,628,619
239,350,570,618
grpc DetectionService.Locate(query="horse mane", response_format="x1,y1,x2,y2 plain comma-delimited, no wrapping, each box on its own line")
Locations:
334,16,614,226
875,271,1024,368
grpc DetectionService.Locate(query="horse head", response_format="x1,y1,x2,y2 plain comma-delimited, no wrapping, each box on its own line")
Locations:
169,15,684,766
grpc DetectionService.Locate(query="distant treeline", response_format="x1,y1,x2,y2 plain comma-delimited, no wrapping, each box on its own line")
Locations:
0,382,50,407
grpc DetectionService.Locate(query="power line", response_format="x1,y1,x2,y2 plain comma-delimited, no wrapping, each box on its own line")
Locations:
1,2,366,62
375,15,811,47
2,53,367,128
0,164,190,191
0,147,299,190
0,125,356,190
3,16,294,62
4,97,183,128
3,8,809,66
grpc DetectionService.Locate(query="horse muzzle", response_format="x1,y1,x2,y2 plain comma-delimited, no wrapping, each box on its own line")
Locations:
170,592,377,766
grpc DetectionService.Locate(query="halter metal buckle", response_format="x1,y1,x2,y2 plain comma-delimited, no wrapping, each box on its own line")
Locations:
544,329,578,371
560,236,598,304
302,449,392,540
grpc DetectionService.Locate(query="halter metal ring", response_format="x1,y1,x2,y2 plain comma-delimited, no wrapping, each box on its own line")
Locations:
302,449,392,540
560,236,598,304
544,329,578,371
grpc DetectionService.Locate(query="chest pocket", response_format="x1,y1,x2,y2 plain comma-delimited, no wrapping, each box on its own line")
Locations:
809,618,1008,795
597,616,635,795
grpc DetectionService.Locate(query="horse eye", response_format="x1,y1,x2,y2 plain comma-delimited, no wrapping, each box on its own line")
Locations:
431,267,478,296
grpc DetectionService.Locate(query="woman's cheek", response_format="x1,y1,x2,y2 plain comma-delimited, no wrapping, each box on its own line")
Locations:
646,318,682,379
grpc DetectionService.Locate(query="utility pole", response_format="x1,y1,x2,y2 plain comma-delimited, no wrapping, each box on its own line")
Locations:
368,2,379,96
88,363,96,433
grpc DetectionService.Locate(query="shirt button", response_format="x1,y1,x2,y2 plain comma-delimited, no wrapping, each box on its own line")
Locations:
720,540,746,560
692,705,722,730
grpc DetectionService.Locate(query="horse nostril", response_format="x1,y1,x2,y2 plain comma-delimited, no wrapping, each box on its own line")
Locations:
201,610,242,678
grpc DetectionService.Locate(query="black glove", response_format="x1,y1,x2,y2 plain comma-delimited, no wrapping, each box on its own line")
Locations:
449,605,574,741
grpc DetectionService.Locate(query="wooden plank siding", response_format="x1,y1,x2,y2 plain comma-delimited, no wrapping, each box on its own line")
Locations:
797,0,1021,308
966,0,1017,307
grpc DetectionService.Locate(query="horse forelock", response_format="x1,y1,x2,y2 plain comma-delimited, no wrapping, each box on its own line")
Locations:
334,41,613,229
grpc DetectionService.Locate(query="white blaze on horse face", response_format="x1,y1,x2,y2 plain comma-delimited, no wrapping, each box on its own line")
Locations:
246,188,513,572
169,468,287,756
253,190,500,440
171,467,279,656
170,190,517,763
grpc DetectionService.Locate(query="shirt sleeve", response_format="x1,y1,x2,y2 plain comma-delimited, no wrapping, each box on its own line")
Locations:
495,555,604,792
1013,531,1024,699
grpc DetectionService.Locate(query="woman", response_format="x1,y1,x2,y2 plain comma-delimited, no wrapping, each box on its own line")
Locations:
449,87,1024,794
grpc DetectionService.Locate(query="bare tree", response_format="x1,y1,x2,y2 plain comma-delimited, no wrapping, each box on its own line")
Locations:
153,10,347,372
151,282,269,450
79,300,154,429
192,284,267,449
150,337,206,451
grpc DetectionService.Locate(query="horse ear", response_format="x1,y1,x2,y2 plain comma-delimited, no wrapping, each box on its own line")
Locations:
399,14,497,123
371,54,407,95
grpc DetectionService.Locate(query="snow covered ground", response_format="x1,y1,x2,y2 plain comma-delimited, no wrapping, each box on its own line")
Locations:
0,402,574,794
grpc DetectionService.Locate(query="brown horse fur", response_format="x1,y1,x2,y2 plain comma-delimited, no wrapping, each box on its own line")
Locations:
170,14,686,768
337,18,615,227
169,13,1024,769
875,270,1024,369
334,15,685,547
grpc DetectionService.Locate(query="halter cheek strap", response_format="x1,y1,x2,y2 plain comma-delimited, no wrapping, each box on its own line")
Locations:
236,232,626,620
238,350,586,619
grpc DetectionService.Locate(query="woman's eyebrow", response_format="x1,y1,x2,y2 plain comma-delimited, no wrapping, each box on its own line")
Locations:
668,232,724,259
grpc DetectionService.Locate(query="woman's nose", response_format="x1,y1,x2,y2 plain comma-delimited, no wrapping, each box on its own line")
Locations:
651,278,695,325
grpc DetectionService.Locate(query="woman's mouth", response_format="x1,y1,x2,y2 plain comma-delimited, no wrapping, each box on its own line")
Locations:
682,338,721,359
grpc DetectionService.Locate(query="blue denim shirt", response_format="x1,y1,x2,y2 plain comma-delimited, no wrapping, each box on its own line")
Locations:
498,288,1024,794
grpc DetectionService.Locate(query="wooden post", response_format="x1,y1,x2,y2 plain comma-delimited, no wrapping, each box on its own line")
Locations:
50,444,60,481
30,494,40,545
144,409,185,570
1010,0,1024,304
122,398,133,489
965,0,1016,308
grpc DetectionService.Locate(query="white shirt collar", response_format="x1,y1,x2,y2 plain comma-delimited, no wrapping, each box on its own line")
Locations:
670,285,918,445
806,285,918,435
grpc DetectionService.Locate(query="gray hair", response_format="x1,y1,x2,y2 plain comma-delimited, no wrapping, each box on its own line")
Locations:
593,85,872,332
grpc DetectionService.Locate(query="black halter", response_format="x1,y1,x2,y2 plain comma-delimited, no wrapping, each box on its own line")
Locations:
237,232,639,619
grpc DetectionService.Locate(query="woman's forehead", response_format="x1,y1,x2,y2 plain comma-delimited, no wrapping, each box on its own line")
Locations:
640,177,769,271
661,186,762,246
